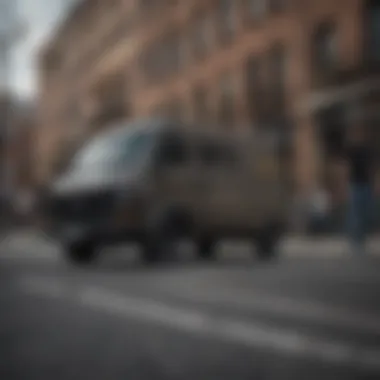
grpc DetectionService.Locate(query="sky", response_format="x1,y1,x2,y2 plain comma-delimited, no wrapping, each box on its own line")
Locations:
10,0,72,99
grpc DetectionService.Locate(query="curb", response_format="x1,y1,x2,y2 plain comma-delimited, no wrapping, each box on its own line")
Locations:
2,229,380,256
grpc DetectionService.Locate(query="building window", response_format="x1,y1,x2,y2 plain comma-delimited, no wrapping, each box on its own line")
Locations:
167,101,183,121
269,0,287,13
154,101,182,120
365,0,380,62
218,0,236,43
163,33,180,74
246,57,264,125
94,75,128,126
193,88,208,122
140,46,157,83
102,15,133,56
268,44,287,114
179,35,189,70
139,0,155,11
217,75,235,127
312,22,338,75
192,14,212,60
246,0,268,20
140,32,181,84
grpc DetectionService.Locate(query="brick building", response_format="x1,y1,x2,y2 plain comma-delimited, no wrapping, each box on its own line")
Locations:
8,101,36,192
0,94,36,221
37,0,380,202
0,92,13,205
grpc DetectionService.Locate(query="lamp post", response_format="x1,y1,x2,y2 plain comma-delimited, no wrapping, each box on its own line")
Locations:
0,0,26,221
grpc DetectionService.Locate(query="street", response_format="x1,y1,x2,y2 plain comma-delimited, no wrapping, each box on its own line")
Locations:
1,231,380,380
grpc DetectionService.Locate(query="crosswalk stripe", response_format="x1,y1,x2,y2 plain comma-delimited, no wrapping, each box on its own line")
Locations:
1,233,380,260
17,277,380,372
153,282,380,336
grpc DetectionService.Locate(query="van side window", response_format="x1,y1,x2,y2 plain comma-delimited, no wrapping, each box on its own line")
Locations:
158,132,188,165
198,141,238,167
199,142,220,165
221,146,238,165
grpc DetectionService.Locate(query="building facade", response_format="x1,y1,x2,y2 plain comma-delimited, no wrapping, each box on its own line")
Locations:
37,0,380,206
0,94,37,222
0,92,14,203
8,101,36,192
8,102,37,220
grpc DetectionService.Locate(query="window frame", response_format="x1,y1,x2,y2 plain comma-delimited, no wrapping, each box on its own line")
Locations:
312,21,339,77
217,74,236,128
217,0,237,44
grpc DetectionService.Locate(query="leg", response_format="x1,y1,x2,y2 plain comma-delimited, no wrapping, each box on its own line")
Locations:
347,184,372,254
360,185,373,245
347,185,363,253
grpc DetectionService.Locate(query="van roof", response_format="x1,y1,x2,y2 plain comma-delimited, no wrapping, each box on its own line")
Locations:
95,118,283,146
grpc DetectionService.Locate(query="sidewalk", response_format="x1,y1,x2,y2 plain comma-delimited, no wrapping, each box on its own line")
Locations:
281,235,380,256
1,227,380,258
0,228,60,255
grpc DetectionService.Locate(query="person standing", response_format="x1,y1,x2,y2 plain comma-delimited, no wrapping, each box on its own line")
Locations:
343,126,374,255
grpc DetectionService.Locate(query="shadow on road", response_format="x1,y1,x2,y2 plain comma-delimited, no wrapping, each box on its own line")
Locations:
88,250,283,275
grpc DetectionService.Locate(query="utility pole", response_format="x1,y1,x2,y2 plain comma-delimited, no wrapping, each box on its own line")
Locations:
0,0,26,222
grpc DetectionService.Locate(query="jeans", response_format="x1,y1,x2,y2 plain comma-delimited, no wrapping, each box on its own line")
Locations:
347,183,373,250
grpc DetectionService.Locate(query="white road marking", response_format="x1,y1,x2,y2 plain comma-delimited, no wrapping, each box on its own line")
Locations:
1,234,380,261
156,283,380,336
18,277,67,298
0,251,57,259
17,277,380,372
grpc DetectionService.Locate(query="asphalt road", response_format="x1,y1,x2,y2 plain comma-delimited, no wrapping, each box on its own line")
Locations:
1,232,380,380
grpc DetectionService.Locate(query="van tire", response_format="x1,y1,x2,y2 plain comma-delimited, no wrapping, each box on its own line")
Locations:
64,241,97,265
255,227,281,261
197,239,217,261
256,237,278,261
141,239,162,264
141,208,183,264
141,232,175,264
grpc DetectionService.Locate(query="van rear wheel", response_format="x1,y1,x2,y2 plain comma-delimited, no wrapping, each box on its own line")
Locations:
64,241,97,265
256,237,278,261
197,238,217,261
141,210,182,264
141,235,174,264
255,227,281,262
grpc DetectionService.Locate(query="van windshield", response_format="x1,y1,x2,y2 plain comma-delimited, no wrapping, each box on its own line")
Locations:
70,130,153,175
